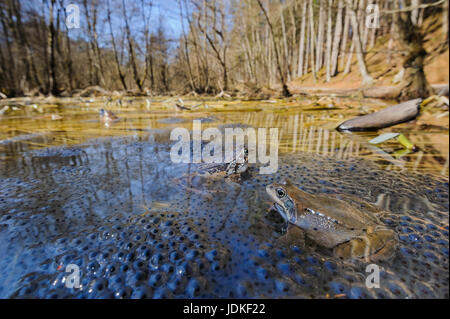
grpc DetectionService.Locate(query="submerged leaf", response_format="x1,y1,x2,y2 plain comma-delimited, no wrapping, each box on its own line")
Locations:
396,134,416,150
369,133,400,144
369,133,416,151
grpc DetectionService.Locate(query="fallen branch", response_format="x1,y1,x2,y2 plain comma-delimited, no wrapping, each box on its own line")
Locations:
337,99,422,131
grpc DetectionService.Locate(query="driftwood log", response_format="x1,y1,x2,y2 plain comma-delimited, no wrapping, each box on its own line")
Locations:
337,98,422,131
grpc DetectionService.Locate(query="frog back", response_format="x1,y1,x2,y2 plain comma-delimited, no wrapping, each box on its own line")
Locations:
291,189,380,248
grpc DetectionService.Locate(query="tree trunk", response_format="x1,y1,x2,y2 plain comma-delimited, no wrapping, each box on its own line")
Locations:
309,0,317,81
297,0,307,77
107,0,127,91
0,6,17,93
339,4,350,70
280,4,290,81
305,3,311,74
195,0,228,92
316,0,325,72
122,0,143,92
83,0,104,87
362,0,370,50
387,11,396,64
289,5,297,78
394,11,433,101
368,0,378,49
325,0,333,82
331,0,343,76
444,0,449,42
11,0,41,91
178,0,196,92
411,0,419,25
343,41,354,74
243,14,255,82
256,0,291,96
47,0,58,95
91,4,105,87
345,0,373,85
59,0,74,92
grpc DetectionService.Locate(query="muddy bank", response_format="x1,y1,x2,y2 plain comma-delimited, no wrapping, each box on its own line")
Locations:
291,83,449,99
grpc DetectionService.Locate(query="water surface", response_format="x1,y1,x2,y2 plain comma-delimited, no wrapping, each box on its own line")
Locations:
0,96,448,298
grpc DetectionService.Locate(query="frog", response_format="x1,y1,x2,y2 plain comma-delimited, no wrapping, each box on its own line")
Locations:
266,179,397,262
173,146,249,197
99,108,119,125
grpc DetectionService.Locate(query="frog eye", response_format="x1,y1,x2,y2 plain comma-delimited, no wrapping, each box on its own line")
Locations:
276,188,286,198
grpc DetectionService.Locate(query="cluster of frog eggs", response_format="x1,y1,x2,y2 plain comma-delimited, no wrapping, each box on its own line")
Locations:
12,212,236,299
13,205,447,299
2,140,449,298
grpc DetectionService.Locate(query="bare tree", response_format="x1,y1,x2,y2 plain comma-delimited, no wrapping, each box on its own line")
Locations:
309,0,317,81
46,0,58,95
339,4,350,70
122,0,143,92
444,0,449,42
394,10,433,100
316,0,325,72
178,0,196,92
280,2,290,81
257,0,291,96
10,0,41,91
345,0,373,84
141,0,153,91
411,0,420,25
0,3,17,93
107,0,127,91
59,0,75,92
325,0,333,82
297,0,307,77
196,0,229,92
82,0,105,87
331,0,344,76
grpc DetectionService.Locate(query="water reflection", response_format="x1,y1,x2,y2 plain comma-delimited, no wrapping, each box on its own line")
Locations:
0,97,448,178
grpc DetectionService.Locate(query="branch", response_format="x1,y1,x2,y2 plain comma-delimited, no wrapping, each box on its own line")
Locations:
382,0,445,14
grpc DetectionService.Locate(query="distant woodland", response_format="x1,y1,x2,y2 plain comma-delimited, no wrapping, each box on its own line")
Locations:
0,0,448,99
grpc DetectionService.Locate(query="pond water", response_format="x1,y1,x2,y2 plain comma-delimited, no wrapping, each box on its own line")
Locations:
0,96,448,298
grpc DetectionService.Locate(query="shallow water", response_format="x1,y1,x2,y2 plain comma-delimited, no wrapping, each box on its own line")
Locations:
0,96,448,298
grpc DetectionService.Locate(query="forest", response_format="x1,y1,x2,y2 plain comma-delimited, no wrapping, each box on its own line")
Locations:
0,0,448,100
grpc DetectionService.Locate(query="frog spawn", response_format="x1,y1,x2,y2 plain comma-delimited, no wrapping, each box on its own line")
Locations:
0,139,448,298
12,212,233,298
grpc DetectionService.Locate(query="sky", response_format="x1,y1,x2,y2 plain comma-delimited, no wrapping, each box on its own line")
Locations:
21,0,187,44
152,0,184,38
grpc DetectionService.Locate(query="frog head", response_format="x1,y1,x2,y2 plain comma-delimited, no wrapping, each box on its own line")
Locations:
225,146,249,176
266,180,298,224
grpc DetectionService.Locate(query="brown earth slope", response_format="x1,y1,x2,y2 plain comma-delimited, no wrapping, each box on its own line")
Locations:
289,14,449,95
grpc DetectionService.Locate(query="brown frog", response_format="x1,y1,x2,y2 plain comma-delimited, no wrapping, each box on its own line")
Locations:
266,180,397,262
99,109,119,126
173,146,249,197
